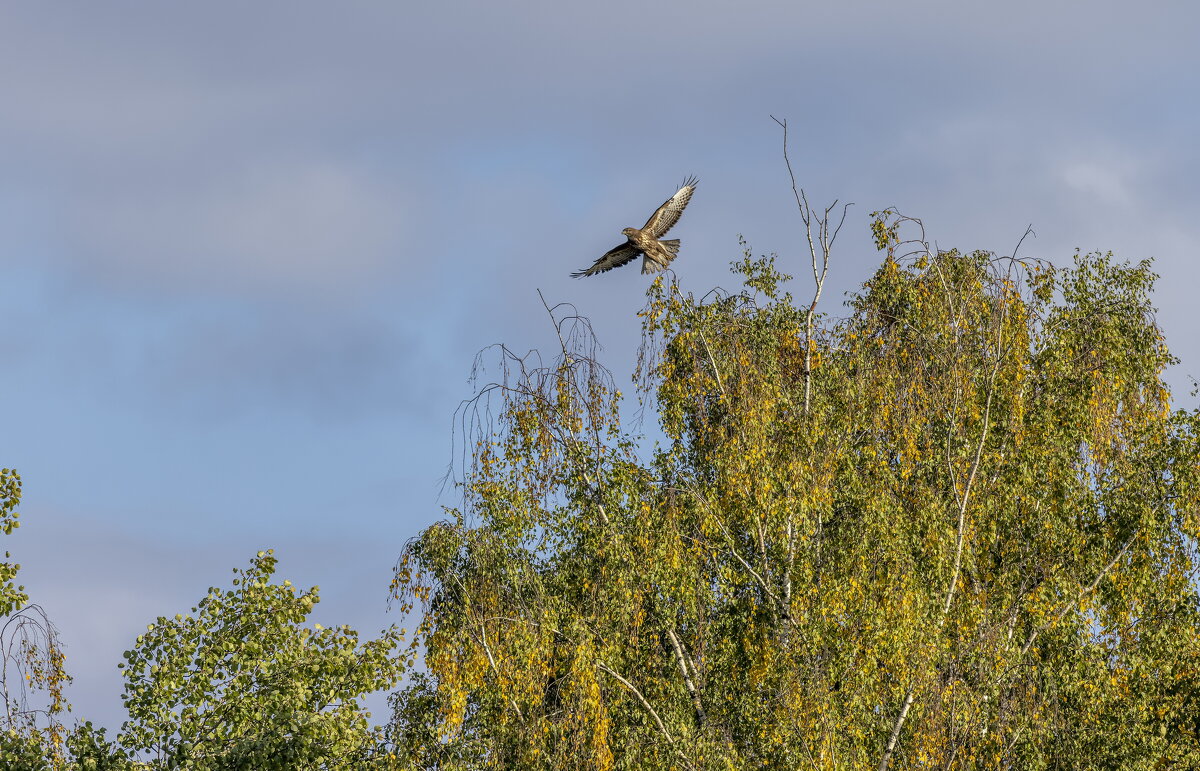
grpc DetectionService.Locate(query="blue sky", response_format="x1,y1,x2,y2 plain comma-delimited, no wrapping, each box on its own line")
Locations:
3,2,1198,730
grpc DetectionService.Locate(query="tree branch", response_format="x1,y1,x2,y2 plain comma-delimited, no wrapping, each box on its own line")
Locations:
771,114,849,416
879,261,1011,771
597,660,694,770
1010,530,1138,670
677,484,788,617
666,627,706,727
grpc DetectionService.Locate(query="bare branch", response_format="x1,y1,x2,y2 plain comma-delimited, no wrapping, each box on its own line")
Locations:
770,116,851,415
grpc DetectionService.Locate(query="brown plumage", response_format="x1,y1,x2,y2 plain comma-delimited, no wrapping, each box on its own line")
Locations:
571,176,697,278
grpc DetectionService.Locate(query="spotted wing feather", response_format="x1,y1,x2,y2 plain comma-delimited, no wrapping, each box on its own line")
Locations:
641,176,698,239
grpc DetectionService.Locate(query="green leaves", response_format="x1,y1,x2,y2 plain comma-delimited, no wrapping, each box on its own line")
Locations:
116,550,408,770
0,468,27,616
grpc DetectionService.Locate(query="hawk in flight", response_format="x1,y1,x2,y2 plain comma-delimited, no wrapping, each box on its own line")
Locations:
571,176,697,278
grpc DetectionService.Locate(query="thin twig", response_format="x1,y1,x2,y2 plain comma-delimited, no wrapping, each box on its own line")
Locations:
673,285,727,397
451,575,525,721
676,483,787,614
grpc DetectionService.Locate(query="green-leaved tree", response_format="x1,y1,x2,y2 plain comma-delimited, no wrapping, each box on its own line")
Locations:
389,212,1200,769
112,550,407,769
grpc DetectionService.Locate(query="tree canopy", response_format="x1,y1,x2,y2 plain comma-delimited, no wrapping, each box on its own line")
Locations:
389,213,1200,769
113,550,406,769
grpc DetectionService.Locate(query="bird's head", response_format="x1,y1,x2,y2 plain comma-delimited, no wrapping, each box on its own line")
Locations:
622,227,637,237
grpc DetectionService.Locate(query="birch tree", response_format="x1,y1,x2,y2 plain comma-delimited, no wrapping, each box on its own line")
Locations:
389,215,1200,769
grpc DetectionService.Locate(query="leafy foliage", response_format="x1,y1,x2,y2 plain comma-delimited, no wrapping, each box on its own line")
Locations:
0,469,71,768
390,216,1200,769
0,468,26,616
115,550,407,770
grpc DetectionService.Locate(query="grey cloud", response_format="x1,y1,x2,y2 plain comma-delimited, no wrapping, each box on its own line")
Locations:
66,156,415,297
135,306,425,421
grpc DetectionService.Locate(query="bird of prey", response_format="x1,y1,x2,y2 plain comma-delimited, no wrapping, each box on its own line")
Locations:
571,177,697,278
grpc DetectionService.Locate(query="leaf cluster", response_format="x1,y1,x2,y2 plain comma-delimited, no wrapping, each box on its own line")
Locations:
112,550,407,770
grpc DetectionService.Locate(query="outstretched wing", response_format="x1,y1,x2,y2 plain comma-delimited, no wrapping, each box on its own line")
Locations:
641,176,698,239
571,242,641,278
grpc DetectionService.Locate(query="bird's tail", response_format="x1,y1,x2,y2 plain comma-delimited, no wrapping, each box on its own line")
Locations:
642,239,681,274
